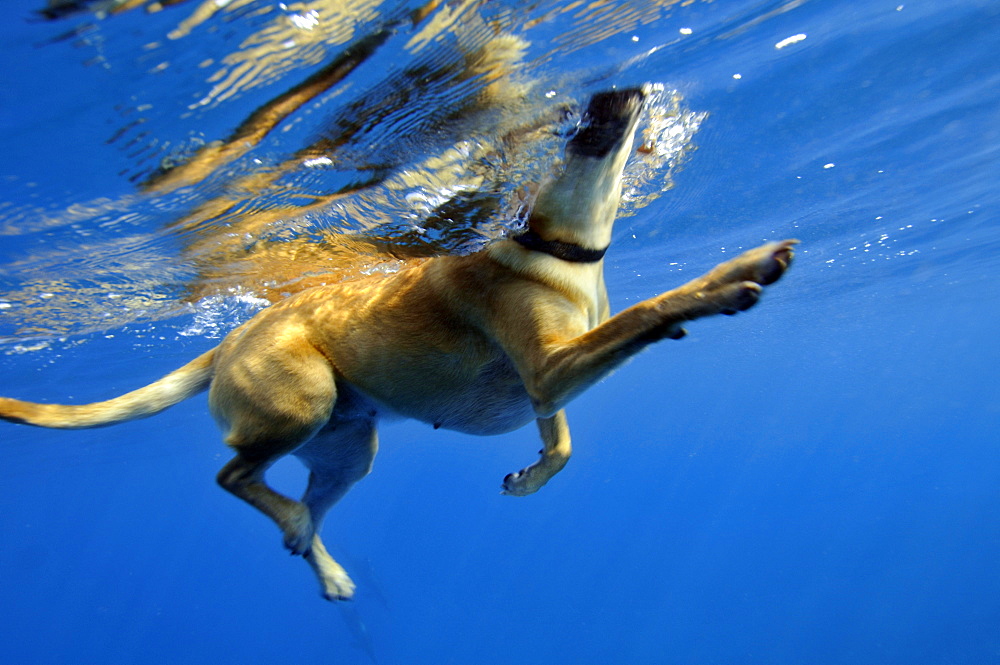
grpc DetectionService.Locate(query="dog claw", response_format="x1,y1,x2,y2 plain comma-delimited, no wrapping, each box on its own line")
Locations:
758,240,797,285
720,281,762,314
501,467,547,496
500,472,518,495
501,471,523,496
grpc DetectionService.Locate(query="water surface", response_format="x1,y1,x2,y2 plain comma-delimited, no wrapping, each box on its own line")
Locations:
1,1,998,663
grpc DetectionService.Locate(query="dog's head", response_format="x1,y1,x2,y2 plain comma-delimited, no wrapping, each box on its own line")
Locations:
524,87,647,253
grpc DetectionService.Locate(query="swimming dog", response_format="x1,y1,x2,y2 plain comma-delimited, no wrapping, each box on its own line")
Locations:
1,88,796,600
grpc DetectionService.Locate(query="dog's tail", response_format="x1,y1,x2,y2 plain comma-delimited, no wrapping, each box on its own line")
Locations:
0,348,216,429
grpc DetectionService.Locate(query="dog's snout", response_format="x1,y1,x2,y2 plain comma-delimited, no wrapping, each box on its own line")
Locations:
586,87,646,120
567,87,645,158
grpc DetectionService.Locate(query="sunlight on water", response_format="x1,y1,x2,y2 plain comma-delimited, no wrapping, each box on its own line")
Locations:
621,84,708,215
176,288,271,338
5,0,996,351
187,0,384,108
1,0,712,350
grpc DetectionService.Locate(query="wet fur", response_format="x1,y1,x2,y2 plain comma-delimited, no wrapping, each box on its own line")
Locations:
1,89,796,600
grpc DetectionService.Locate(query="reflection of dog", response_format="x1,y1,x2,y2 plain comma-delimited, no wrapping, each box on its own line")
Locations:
1,88,795,600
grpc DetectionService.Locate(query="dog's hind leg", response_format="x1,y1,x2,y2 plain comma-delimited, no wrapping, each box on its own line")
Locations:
293,419,378,600
216,453,316,556
501,409,572,496
212,348,338,557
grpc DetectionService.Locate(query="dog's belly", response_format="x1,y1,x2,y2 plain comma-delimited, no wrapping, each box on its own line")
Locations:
348,355,537,436
425,372,537,436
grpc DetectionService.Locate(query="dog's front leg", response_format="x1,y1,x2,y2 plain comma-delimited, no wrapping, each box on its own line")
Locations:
516,240,797,418
501,410,571,496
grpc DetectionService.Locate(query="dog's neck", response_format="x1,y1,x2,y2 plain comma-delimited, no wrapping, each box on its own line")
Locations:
512,143,633,260
512,227,608,263
494,87,645,276
514,90,643,261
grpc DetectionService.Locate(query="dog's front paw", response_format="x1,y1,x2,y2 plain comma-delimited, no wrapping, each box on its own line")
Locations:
743,239,797,285
711,239,797,290
501,468,539,496
718,281,763,315
667,240,797,323
501,461,557,496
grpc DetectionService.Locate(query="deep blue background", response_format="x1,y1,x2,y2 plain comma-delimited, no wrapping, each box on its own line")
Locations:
2,1,998,663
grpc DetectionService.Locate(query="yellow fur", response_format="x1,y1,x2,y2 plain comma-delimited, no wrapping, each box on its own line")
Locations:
1,89,796,600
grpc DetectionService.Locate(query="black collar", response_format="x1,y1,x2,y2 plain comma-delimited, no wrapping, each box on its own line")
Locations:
512,229,608,263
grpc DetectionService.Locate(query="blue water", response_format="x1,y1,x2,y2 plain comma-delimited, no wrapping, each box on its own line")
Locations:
2,0,998,663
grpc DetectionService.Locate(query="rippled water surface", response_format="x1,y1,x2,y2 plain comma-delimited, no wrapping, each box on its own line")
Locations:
1,1,998,663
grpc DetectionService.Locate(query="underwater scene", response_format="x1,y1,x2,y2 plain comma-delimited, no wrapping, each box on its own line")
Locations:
1,0,998,662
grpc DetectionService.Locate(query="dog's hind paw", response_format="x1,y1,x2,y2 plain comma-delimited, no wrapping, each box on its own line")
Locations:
281,506,315,556
317,563,355,602
305,536,355,601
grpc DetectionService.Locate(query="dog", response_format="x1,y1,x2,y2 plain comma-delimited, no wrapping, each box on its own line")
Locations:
1,87,796,600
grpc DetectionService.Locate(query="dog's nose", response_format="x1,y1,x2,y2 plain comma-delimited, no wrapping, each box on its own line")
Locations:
567,88,646,158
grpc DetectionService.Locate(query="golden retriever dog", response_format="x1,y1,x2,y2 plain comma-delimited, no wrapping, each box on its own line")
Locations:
1,87,796,600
